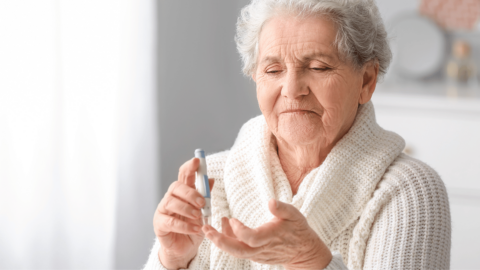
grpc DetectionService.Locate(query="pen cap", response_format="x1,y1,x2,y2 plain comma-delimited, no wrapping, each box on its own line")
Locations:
195,149,205,158
195,149,207,175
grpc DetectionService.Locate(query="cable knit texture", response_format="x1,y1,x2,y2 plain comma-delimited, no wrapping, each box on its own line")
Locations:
143,101,451,270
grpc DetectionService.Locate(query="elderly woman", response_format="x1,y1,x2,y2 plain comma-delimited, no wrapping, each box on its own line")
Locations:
144,0,451,269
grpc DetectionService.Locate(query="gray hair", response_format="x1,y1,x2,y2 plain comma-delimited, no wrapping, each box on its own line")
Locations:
235,0,391,79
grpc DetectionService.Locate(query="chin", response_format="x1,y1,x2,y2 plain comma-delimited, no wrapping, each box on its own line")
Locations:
276,114,323,146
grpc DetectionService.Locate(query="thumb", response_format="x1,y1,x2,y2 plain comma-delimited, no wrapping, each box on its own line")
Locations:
268,199,303,221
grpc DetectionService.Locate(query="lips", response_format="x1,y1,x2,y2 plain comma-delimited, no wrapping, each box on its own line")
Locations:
281,109,320,116
282,109,310,113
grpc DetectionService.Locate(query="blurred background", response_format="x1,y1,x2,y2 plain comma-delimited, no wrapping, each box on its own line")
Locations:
0,0,479,269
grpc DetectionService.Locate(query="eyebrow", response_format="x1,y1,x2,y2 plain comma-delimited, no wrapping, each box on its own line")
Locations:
260,52,334,65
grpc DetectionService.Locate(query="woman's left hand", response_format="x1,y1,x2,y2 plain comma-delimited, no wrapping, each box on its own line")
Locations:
202,199,332,270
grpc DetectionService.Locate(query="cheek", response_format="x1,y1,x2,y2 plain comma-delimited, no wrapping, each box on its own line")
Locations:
256,80,280,124
313,75,359,131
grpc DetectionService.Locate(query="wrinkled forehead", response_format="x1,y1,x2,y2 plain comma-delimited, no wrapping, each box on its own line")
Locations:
257,15,339,65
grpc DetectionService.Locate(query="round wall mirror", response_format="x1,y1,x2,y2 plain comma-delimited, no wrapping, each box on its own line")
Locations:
389,12,446,79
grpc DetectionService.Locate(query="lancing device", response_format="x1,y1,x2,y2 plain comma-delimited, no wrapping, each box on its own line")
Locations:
195,149,211,225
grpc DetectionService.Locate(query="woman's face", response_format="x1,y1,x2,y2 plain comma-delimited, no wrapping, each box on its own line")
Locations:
254,15,376,147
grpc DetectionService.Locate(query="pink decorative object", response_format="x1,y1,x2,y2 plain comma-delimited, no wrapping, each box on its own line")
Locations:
420,0,480,30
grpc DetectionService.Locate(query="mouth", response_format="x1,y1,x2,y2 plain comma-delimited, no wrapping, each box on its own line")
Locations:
281,109,319,116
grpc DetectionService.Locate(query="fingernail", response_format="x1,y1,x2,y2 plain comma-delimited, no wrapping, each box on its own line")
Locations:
196,197,205,206
192,209,201,217
193,225,200,232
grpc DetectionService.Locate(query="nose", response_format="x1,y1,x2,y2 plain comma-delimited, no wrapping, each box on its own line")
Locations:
281,69,309,100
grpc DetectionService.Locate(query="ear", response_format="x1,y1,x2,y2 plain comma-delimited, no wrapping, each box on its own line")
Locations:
251,73,256,82
358,60,379,105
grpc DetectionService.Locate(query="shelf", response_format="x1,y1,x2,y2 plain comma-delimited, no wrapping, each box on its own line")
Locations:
374,82,480,116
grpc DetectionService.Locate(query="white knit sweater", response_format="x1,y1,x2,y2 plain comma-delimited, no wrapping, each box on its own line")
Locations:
144,101,451,270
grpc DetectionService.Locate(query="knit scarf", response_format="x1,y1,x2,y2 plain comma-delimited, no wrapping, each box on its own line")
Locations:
215,101,405,269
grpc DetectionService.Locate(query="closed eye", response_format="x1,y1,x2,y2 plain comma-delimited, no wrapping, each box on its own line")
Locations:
311,67,330,71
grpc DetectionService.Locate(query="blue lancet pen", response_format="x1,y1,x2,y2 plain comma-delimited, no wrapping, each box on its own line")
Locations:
195,149,211,225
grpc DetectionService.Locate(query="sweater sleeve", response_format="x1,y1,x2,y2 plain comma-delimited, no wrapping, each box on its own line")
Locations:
142,151,230,270
360,154,451,269
142,238,169,270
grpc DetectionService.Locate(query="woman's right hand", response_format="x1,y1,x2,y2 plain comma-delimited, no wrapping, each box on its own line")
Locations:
154,158,214,269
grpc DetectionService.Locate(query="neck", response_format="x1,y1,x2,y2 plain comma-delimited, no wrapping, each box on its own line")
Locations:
276,138,333,195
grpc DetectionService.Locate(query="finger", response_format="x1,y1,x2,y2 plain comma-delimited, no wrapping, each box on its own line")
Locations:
229,218,278,248
155,213,201,236
178,158,199,187
161,195,202,220
268,199,303,221
208,178,215,192
222,217,236,238
203,225,261,259
184,216,204,227
168,181,206,208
